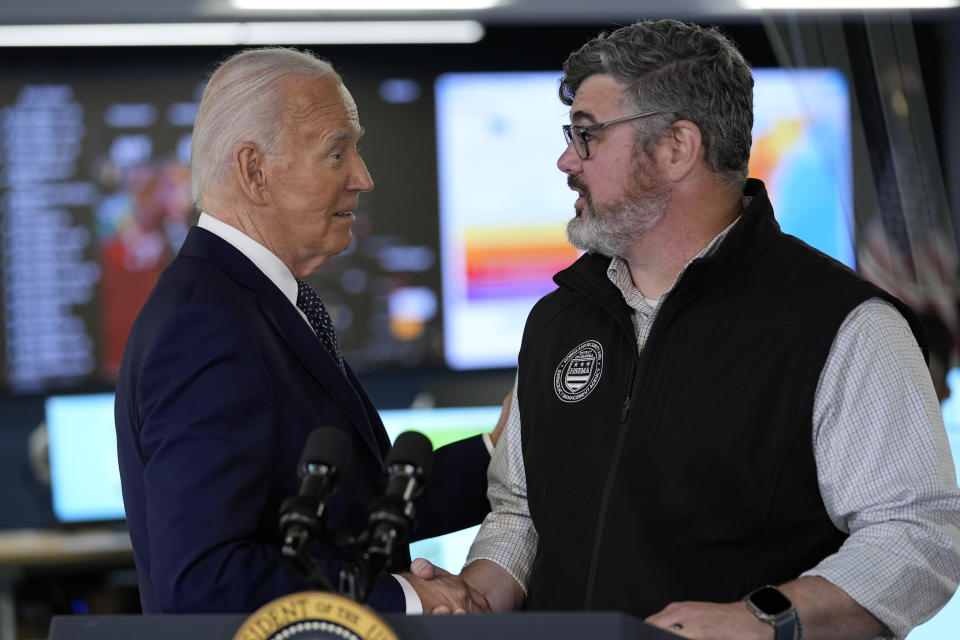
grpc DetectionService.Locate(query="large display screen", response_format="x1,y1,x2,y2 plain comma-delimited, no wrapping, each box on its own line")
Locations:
436,72,576,371
1,81,198,392
0,65,446,393
0,63,853,392
437,68,854,370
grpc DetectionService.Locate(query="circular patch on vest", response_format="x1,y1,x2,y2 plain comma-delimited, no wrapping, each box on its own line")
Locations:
553,339,603,403
232,591,399,640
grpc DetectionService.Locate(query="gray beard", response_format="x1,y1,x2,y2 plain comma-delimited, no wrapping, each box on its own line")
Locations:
566,190,668,257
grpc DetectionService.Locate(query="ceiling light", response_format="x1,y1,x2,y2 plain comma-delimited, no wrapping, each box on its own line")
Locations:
230,0,502,9
739,0,958,8
0,21,485,47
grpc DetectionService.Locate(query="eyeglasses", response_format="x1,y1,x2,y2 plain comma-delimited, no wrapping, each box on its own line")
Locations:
562,111,664,160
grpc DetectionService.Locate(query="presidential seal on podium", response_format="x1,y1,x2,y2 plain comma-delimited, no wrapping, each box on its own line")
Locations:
233,591,400,640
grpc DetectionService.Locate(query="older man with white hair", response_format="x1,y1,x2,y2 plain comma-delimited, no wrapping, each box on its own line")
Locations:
115,47,496,615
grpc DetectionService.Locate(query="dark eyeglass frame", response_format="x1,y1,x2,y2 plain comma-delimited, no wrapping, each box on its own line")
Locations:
562,111,664,160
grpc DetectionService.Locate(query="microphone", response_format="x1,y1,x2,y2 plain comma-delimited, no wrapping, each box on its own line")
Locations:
353,430,433,600
279,427,351,562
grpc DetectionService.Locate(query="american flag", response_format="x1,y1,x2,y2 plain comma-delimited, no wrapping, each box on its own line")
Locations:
857,148,959,357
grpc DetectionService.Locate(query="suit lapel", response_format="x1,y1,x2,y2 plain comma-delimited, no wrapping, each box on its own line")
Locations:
179,227,385,463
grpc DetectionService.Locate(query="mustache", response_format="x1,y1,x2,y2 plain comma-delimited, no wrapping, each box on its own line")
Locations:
568,176,587,194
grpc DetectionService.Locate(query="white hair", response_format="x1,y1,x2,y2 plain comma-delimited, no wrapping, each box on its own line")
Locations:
190,47,338,207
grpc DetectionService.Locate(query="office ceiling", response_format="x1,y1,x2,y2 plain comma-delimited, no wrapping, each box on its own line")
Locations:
0,0,951,26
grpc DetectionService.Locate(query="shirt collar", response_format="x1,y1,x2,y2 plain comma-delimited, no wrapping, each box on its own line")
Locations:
606,210,744,309
197,212,299,307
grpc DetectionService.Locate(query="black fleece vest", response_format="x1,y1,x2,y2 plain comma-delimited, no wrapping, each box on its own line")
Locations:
518,179,925,617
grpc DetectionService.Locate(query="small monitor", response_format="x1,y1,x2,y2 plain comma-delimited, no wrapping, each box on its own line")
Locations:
45,392,126,524
379,405,502,572
44,392,497,572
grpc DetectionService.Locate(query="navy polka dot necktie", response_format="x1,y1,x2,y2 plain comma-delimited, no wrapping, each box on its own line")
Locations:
296,280,345,373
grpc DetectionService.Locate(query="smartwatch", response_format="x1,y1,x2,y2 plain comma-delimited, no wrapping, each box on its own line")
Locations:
744,585,796,640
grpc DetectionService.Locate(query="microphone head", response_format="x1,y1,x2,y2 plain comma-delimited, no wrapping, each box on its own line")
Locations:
298,427,351,477
385,430,433,483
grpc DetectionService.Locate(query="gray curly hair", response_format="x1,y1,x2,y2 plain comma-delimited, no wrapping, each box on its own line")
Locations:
560,19,754,188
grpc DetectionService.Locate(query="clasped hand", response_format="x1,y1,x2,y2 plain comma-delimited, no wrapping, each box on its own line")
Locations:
402,558,490,614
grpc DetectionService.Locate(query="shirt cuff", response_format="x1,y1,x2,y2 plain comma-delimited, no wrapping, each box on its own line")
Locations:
393,573,423,614
482,432,495,455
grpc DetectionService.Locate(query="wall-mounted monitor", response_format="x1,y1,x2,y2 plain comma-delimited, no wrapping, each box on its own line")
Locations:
0,60,853,393
0,66,447,392
380,404,501,571
46,392,125,524
436,68,853,371
44,390,496,573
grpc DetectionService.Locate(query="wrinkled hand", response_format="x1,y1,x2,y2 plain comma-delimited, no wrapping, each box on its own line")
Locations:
402,558,491,614
645,601,773,640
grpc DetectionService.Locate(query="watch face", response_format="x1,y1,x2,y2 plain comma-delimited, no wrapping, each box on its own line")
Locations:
750,586,792,615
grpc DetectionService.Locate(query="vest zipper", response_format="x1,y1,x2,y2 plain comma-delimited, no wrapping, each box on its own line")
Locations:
619,352,638,422
584,356,639,607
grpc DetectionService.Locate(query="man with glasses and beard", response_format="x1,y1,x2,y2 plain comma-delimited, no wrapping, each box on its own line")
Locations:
408,18,960,640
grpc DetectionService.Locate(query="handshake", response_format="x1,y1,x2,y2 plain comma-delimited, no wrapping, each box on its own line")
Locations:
401,557,524,614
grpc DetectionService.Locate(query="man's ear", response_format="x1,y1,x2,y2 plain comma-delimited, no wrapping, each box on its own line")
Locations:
233,142,269,205
659,119,703,182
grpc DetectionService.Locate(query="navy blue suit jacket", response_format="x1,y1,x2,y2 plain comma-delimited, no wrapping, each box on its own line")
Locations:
115,226,490,614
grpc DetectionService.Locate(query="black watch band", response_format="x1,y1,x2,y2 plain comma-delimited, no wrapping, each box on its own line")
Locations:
770,610,796,640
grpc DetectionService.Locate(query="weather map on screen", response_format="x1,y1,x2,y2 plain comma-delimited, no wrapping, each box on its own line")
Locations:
436,72,575,371
436,68,854,371
751,68,853,267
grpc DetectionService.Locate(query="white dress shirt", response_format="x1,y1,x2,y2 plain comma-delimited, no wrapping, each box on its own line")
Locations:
196,213,425,613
